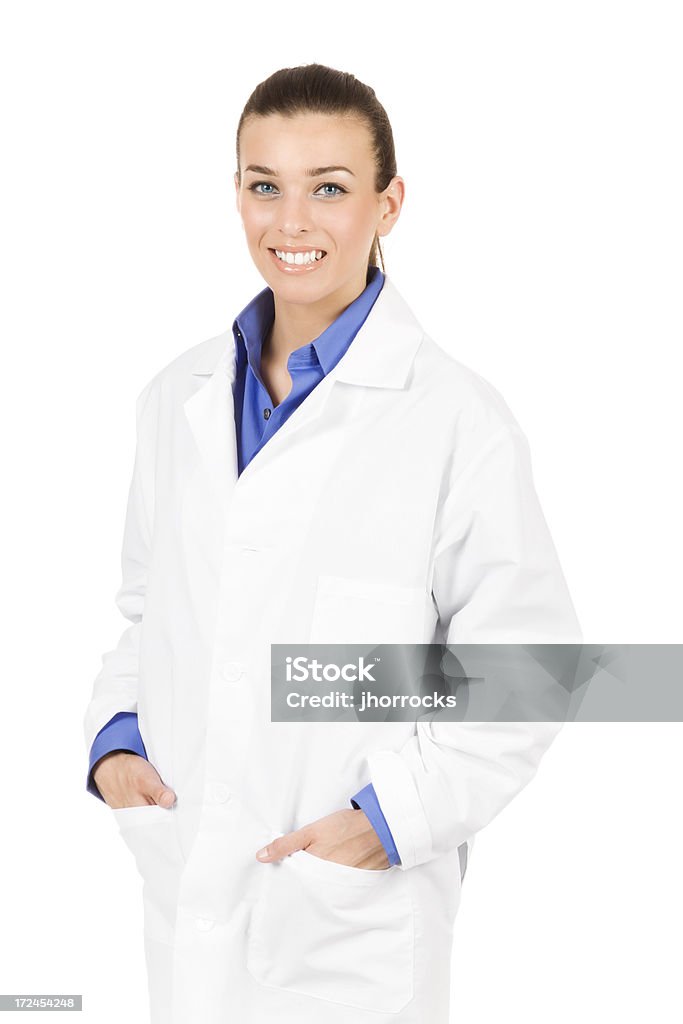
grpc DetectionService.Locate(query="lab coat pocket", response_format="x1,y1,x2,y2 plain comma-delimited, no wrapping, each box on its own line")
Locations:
112,804,185,944
310,574,429,644
246,849,415,1013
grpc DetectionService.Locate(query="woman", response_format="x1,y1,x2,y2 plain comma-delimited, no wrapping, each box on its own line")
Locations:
84,63,581,1024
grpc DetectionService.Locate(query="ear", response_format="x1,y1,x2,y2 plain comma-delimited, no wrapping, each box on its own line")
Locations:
234,171,241,214
377,176,405,239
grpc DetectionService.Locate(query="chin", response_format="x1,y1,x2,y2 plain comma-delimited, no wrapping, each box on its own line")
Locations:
264,268,327,296
271,283,329,306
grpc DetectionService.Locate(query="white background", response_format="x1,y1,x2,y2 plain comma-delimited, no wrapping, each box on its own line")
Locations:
1,1,681,1021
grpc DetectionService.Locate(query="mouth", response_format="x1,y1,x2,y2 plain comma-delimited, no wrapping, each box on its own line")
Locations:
268,247,328,271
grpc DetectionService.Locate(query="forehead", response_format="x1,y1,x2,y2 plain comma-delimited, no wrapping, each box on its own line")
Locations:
239,112,375,172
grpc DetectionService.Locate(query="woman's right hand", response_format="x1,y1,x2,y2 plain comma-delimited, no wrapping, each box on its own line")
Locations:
92,751,177,810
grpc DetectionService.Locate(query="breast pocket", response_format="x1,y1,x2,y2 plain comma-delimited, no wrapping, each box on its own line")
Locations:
112,804,186,944
246,850,414,1013
309,575,430,644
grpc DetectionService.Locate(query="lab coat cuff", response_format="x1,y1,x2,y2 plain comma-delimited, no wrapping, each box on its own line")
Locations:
366,750,432,870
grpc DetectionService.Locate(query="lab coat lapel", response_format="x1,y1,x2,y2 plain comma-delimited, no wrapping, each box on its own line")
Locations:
183,331,238,520
181,276,425,505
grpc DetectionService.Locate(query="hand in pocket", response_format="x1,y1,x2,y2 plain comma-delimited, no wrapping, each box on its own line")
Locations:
256,808,390,870
93,751,177,810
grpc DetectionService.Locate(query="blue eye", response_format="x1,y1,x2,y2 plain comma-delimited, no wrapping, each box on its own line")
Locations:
249,182,278,195
315,183,347,197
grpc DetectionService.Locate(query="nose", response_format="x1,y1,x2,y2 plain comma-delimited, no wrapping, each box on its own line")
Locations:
276,190,316,239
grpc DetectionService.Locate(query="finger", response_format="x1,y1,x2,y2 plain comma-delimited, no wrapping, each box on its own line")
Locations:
256,827,310,863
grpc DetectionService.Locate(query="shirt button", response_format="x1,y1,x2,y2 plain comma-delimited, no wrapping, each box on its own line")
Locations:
195,917,215,932
209,782,232,804
263,408,271,420
221,661,243,682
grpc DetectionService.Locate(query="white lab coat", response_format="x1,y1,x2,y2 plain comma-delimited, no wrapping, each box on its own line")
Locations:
84,275,581,1024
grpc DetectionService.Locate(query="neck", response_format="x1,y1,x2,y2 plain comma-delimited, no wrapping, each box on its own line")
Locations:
266,267,370,362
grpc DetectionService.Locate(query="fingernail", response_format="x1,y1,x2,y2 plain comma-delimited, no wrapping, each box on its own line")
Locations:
256,846,270,860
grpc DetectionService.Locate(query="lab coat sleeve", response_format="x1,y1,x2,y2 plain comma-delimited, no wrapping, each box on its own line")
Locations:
365,420,583,871
82,376,160,769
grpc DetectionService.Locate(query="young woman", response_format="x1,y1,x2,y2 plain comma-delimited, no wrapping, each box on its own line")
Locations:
84,64,581,1024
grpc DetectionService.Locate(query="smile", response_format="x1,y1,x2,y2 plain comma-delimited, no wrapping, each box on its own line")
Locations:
268,248,328,272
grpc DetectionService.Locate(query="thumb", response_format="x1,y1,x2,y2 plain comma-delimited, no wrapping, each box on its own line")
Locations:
155,787,177,809
141,762,177,809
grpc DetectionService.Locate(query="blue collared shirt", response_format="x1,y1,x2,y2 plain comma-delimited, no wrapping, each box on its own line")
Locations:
86,264,400,866
233,264,382,472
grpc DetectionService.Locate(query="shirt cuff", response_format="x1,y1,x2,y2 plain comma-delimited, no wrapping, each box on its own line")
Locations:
86,712,148,801
350,782,401,866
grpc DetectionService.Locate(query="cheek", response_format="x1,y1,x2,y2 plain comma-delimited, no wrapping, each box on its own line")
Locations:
324,201,377,248
311,220,364,259
241,203,272,240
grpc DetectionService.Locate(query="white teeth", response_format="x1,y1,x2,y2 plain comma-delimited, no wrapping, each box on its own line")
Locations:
274,249,325,265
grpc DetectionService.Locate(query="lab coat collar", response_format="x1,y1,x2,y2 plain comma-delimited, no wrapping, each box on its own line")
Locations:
188,275,424,390
183,276,425,512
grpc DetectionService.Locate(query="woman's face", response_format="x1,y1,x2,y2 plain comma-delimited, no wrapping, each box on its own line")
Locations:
235,112,403,306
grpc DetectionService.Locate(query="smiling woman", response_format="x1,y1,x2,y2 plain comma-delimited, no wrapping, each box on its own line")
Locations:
234,105,403,365
83,62,582,1024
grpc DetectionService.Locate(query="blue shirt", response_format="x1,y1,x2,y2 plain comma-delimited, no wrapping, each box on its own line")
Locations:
86,264,400,866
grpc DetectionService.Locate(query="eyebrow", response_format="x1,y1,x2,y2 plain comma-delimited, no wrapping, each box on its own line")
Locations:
243,164,356,177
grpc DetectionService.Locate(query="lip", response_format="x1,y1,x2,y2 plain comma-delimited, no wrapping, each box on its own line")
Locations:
267,248,328,274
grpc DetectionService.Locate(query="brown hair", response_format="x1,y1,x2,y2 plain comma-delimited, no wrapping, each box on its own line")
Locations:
235,63,397,272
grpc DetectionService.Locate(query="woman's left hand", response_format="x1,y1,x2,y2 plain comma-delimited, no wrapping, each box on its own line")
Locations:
255,808,390,869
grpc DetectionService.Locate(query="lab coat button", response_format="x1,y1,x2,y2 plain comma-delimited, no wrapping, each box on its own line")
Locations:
209,782,232,804
195,917,215,932
222,661,243,682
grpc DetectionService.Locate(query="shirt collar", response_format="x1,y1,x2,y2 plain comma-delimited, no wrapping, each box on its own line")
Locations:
232,265,385,374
